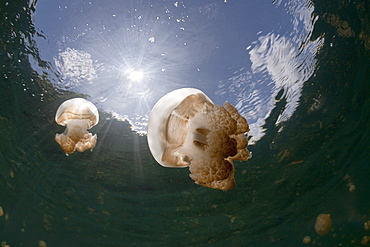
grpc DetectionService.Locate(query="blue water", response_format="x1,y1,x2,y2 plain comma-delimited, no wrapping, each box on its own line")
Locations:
0,0,369,246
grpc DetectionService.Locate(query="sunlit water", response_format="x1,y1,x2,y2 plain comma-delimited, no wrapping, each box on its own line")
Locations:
1,0,369,246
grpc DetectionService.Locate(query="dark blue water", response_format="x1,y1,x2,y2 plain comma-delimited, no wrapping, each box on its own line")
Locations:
0,0,369,246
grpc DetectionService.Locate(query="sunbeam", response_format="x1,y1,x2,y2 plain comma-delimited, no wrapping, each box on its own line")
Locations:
51,2,214,133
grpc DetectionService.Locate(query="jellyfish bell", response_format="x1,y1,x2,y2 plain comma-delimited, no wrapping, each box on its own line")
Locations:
315,214,332,236
147,88,250,191
147,88,214,167
55,98,99,155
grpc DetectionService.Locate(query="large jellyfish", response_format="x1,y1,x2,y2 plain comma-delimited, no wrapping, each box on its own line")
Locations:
147,88,250,191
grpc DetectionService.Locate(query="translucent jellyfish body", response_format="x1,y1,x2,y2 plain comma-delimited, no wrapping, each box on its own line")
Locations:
55,98,99,155
147,88,250,191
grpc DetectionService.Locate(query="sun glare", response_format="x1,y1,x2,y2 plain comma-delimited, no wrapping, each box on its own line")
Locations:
126,69,144,82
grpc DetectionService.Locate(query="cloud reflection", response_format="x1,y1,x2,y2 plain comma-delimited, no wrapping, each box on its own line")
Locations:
217,0,323,144
54,48,98,88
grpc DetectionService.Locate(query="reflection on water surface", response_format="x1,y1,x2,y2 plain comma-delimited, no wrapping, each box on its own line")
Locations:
0,0,369,246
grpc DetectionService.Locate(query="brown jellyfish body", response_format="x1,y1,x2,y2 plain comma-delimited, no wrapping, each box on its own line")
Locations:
315,214,332,236
55,98,99,155
147,88,250,191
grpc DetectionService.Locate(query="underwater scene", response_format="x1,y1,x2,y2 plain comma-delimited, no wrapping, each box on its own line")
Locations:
0,0,369,246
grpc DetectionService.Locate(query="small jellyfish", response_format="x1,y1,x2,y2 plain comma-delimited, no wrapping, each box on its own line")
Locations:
302,236,311,244
364,220,370,231
362,236,370,245
315,214,332,236
348,183,356,192
38,240,47,247
55,98,99,155
147,88,250,191
1,241,10,247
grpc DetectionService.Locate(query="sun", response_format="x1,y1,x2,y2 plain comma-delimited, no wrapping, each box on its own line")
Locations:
126,69,144,82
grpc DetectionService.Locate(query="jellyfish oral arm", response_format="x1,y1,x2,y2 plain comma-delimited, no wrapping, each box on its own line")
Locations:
161,104,209,167
55,119,97,154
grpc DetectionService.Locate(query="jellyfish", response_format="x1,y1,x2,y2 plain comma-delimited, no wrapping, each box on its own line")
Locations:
147,88,250,191
302,236,311,244
314,214,332,236
55,98,99,155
